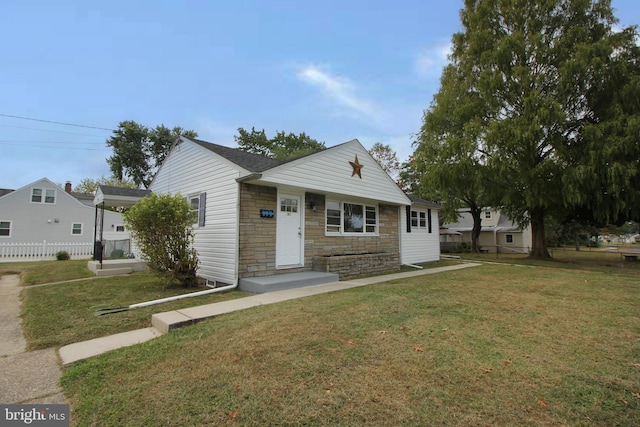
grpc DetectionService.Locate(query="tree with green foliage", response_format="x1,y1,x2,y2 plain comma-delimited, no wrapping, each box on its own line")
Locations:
106,121,198,188
234,127,325,160
74,176,138,194
414,62,490,253
415,0,640,259
123,193,199,287
368,142,401,180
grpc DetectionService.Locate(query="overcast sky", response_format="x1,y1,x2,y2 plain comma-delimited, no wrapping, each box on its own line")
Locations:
1,0,638,190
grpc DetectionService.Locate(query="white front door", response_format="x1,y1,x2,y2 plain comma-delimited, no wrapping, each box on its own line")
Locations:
276,193,303,267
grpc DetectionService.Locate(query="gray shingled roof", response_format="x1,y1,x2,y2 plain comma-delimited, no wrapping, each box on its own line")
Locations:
407,194,441,208
188,137,284,172
98,185,152,198
0,188,14,198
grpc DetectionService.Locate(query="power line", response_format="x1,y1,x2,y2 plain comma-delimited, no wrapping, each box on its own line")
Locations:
0,123,107,137
0,113,113,131
0,139,104,147
0,142,108,151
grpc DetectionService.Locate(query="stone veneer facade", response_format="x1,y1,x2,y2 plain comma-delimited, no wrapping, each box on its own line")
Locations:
238,184,400,279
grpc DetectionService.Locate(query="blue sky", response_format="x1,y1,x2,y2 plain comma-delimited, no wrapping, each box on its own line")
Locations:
1,0,638,190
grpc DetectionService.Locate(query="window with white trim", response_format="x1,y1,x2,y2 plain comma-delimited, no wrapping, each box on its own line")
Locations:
411,209,430,231
505,234,514,244
72,223,83,235
188,193,206,227
411,210,418,228
326,200,377,235
0,221,11,237
484,210,491,219
116,225,125,232
31,188,56,204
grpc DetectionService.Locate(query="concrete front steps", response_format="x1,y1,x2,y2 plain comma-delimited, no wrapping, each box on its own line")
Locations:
238,271,339,294
87,259,147,277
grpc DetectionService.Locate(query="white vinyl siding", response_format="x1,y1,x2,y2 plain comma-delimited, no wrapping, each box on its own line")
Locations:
0,178,126,244
150,140,240,285
259,140,410,206
401,205,440,264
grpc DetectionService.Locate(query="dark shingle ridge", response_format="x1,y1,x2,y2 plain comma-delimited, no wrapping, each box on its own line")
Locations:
407,194,441,208
0,188,14,198
188,138,284,173
98,185,152,198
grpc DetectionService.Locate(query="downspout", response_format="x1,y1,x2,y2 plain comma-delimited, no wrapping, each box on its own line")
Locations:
128,281,238,309
95,280,238,315
402,263,424,269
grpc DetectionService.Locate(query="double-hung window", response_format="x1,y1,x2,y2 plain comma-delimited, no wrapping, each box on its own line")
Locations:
326,200,378,235
0,221,10,237
188,193,207,227
31,188,56,204
72,223,83,235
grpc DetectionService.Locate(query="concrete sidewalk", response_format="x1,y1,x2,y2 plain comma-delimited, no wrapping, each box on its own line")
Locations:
59,263,479,365
0,275,67,404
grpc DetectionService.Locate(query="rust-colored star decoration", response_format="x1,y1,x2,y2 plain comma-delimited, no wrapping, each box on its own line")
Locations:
349,155,363,178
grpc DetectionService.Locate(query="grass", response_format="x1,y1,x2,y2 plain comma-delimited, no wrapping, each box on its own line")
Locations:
454,247,640,274
17,268,249,350
0,259,94,285
60,262,640,426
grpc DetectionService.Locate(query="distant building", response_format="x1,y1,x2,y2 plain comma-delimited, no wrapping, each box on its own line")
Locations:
440,208,532,254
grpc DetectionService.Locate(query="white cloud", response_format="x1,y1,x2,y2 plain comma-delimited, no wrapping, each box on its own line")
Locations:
296,65,381,121
415,41,452,78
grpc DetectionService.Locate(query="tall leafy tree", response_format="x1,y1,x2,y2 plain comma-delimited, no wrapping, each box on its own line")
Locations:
106,121,198,188
234,127,325,160
416,0,639,259
368,142,401,180
414,63,490,252
74,176,138,194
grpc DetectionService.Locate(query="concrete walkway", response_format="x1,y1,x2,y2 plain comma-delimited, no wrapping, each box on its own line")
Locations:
59,263,479,365
0,275,67,404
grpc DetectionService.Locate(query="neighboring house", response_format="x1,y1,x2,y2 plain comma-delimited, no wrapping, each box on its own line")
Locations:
440,207,532,254
149,137,440,285
0,178,127,255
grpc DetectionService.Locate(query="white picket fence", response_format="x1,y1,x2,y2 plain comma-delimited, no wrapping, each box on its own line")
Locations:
0,241,94,262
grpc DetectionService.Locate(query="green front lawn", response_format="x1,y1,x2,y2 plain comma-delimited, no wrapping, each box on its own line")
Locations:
60,263,640,426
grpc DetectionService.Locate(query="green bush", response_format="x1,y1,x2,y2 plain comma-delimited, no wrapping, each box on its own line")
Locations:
56,251,71,261
124,193,199,287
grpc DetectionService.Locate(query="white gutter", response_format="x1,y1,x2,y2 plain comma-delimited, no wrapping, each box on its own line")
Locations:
402,263,424,269
95,280,238,315
128,281,238,309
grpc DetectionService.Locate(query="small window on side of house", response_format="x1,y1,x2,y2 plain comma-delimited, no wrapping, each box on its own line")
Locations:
505,234,514,244
419,211,426,228
31,188,42,203
116,225,125,232
72,223,83,235
411,210,418,228
485,210,491,219
0,221,11,237
45,189,56,204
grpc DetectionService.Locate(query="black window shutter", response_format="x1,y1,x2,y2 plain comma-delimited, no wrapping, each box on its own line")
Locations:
199,192,206,227
405,206,412,233
428,209,432,233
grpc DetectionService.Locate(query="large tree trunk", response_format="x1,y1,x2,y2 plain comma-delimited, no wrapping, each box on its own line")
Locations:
529,208,551,259
470,205,482,253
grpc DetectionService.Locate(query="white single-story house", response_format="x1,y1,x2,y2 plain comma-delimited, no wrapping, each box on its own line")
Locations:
148,137,440,286
440,207,532,254
0,178,128,257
